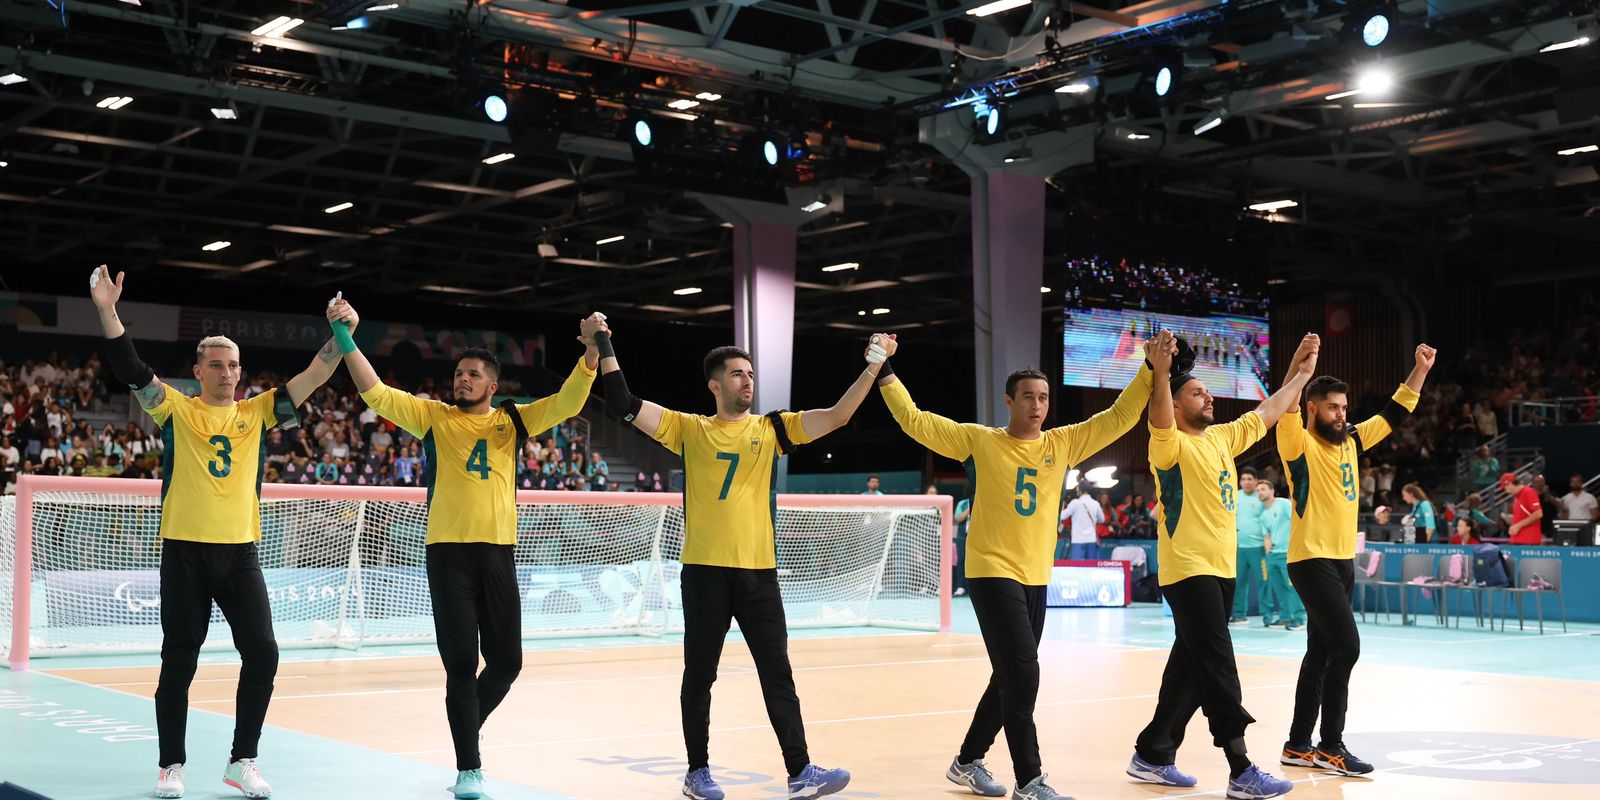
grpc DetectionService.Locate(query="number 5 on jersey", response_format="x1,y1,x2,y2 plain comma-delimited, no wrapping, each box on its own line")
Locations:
1014,467,1038,516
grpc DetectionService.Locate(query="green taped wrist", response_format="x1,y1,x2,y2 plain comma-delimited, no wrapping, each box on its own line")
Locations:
332,321,357,354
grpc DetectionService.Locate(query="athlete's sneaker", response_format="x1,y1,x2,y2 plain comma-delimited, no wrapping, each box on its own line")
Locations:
155,764,186,798
683,767,726,800
1229,617,1249,626
1285,622,1305,632
222,759,272,798
448,768,485,800
947,757,1007,796
1126,753,1198,787
1280,741,1318,768
1013,774,1074,800
1225,765,1293,799
1312,743,1375,776
787,764,850,799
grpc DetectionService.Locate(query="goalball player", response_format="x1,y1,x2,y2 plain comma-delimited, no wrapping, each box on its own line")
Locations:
91,266,351,798
328,298,601,799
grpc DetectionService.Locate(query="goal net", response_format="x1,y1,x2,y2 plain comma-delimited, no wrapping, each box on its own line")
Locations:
3,475,950,668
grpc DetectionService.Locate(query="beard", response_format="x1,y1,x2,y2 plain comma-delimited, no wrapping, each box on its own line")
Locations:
726,395,753,414
1313,415,1349,444
1181,407,1214,428
453,387,490,408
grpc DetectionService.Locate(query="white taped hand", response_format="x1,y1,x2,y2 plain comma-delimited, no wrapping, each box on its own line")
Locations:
865,334,887,364
89,268,100,289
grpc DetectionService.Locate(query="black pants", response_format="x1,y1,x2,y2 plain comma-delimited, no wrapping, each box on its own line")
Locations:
958,578,1047,786
1287,558,1359,746
156,539,279,768
1136,575,1256,765
680,564,809,778
427,543,524,771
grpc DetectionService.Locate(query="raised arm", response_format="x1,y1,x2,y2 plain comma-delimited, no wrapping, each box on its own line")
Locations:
517,314,602,433
285,296,357,406
1057,333,1161,464
592,320,666,437
89,265,166,411
798,334,892,439
327,298,379,393
875,337,977,462
1147,329,1176,430
1254,333,1320,429
1404,343,1436,395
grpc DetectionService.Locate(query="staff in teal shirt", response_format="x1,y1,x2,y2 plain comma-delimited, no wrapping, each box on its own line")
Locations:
1231,468,1266,623
1257,480,1304,629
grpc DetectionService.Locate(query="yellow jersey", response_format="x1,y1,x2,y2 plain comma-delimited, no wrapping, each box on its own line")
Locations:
880,367,1152,585
360,357,595,545
147,385,294,544
1279,384,1419,562
651,409,812,569
1149,411,1268,585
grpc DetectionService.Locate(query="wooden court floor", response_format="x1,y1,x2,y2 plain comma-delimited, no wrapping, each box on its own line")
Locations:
47,618,1600,800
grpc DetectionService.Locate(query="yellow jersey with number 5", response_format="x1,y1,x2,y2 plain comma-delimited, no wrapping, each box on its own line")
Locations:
146,385,291,544
359,358,595,545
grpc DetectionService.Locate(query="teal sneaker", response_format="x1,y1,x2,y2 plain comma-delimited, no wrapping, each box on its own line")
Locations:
449,768,484,800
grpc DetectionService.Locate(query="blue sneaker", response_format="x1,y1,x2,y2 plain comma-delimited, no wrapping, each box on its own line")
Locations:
1126,753,1198,787
947,757,1007,796
787,764,850,799
448,769,484,800
1013,774,1075,800
1226,765,1293,799
682,767,725,800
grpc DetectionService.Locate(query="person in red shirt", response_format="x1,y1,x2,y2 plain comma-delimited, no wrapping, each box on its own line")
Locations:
1500,472,1545,544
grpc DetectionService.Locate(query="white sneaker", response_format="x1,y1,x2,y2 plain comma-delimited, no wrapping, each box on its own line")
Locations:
223,758,272,798
155,763,186,798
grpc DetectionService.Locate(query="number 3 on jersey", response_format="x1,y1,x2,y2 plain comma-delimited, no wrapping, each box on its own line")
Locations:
466,439,491,479
207,435,232,478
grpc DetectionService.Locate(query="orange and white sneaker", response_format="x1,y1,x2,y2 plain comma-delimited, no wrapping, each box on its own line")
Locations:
155,763,186,798
1280,741,1317,768
1312,743,1374,776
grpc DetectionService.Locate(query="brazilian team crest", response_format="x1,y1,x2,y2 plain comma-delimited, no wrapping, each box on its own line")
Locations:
1043,454,1055,468
750,436,762,455
496,423,508,440
236,421,247,433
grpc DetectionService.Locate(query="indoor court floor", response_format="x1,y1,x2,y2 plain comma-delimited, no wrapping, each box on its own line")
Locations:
4,602,1597,800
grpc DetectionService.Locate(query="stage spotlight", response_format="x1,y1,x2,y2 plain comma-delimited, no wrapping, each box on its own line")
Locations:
1154,66,1174,97
1362,13,1390,47
633,118,653,148
762,138,779,166
482,90,508,123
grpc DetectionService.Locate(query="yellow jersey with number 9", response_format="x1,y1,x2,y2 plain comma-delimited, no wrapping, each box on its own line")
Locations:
651,409,812,569
359,357,595,545
146,385,292,544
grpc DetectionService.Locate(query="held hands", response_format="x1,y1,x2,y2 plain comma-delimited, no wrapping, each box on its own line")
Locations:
89,265,124,310
578,312,610,346
1415,343,1437,371
1291,332,1321,377
865,333,897,365
326,294,360,335
1145,329,1177,374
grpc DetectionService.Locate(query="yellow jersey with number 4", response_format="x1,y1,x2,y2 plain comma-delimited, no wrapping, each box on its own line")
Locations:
360,357,595,545
146,385,292,544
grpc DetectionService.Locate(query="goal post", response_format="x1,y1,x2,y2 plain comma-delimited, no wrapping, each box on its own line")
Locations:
4,475,951,670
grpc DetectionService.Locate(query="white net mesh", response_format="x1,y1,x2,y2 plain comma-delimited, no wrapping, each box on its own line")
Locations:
1,481,947,661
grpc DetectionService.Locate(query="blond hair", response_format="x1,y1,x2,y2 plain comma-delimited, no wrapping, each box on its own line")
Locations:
195,335,240,361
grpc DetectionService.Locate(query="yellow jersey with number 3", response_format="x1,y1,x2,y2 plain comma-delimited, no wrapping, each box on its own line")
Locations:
146,385,291,544
1149,411,1268,586
879,366,1152,585
651,409,811,569
1279,384,1419,562
360,357,595,545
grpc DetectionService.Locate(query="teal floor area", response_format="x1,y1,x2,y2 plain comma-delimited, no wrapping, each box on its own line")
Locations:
3,598,1596,799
